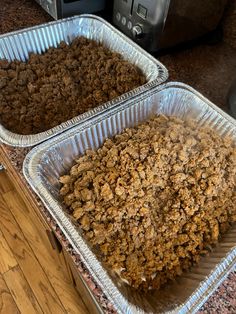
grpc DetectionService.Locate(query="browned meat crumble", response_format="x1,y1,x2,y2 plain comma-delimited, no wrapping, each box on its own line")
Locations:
0,36,146,135
59,114,236,291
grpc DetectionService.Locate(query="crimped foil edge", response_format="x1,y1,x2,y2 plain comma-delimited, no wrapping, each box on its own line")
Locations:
23,82,236,313
0,14,168,147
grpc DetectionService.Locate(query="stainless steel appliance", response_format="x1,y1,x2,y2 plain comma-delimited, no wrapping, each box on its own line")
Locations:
113,0,228,52
35,0,106,20
228,78,236,118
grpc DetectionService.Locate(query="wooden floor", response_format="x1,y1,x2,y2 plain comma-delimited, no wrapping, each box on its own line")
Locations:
0,171,89,314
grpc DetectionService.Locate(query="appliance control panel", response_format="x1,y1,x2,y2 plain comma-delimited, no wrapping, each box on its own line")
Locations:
113,0,169,51
113,1,149,39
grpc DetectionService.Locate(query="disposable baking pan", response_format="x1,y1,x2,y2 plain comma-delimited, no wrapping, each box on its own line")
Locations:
0,14,168,147
23,82,236,313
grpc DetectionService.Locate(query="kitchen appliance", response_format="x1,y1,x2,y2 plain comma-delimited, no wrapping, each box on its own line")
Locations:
228,78,236,118
35,0,106,19
113,0,228,52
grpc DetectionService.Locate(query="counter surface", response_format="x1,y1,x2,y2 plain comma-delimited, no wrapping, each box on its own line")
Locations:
0,0,236,313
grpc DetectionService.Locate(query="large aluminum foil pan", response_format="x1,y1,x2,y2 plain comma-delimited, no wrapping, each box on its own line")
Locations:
23,82,236,313
0,14,168,147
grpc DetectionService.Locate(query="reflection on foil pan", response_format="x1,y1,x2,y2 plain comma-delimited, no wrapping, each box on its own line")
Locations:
0,14,168,147
23,82,236,314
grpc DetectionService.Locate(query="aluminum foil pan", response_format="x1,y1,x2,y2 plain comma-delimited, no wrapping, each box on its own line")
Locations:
0,14,168,147
23,82,236,313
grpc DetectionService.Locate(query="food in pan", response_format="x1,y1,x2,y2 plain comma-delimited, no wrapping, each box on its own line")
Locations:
0,36,146,135
59,114,236,291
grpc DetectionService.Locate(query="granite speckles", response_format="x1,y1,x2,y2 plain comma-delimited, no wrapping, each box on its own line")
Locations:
198,270,236,313
223,0,236,50
0,0,236,312
159,44,236,111
158,0,236,112
2,144,117,313
2,135,236,313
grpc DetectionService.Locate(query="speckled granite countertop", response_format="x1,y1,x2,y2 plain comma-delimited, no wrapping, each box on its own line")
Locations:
0,0,236,313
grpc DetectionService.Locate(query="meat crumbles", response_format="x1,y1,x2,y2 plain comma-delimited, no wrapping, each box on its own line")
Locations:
0,37,146,135
59,114,236,291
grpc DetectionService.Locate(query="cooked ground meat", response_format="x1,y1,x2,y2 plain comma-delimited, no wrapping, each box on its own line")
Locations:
0,37,146,135
59,114,236,291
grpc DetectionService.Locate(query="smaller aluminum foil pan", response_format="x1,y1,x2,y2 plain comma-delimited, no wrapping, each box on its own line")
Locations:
23,82,236,314
0,14,168,147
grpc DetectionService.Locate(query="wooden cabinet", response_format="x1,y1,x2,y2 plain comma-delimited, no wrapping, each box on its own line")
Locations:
0,146,100,313
63,249,102,314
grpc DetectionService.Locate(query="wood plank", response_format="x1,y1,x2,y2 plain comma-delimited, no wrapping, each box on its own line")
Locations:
0,273,20,314
64,249,103,314
0,172,14,194
0,230,18,274
0,196,65,314
3,188,89,314
0,148,91,313
0,146,50,230
3,265,43,314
